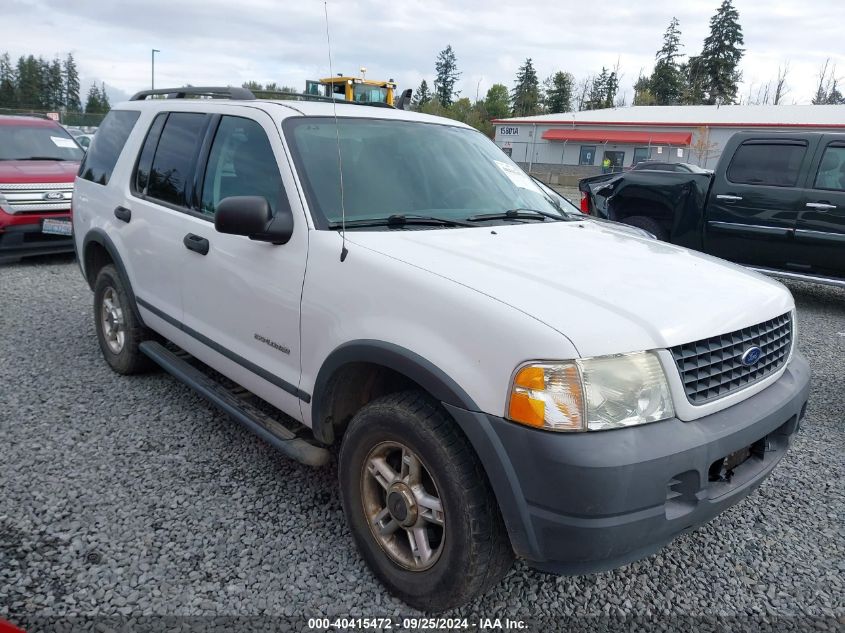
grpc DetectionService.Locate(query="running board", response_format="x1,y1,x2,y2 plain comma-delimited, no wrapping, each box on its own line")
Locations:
747,266,845,289
139,341,330,467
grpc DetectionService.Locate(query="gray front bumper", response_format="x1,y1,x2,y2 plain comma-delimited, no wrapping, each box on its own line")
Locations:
445,351,811,574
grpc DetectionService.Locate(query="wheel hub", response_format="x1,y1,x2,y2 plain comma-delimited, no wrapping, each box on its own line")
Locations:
387,484,417,527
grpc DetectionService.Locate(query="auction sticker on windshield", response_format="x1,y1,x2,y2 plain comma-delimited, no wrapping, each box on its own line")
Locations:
494,160,534,190
42,218,72,236
50,136,78,149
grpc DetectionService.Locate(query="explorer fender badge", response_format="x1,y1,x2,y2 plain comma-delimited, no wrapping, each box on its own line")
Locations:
254,333,290,355
740,346,763,366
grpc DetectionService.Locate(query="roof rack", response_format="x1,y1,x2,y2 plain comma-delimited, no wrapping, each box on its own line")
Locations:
129,86,256,101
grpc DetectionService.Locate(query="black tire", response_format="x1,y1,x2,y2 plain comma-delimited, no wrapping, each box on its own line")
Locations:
93,264,156,375
339,390,513,612
622,215,668,241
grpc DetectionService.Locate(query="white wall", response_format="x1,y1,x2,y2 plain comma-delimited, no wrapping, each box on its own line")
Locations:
494,123,845,169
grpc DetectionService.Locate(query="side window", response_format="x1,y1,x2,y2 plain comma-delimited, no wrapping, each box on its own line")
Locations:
146,113,207,208
79,110,140,185
813,145,845,191
200,116,284,216
726,141,807,187
134,113,167,194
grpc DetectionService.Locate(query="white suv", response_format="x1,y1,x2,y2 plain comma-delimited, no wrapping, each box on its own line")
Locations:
73,87,810,611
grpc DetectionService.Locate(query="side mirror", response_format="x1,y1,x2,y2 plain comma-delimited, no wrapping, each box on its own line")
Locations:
214,196,294,244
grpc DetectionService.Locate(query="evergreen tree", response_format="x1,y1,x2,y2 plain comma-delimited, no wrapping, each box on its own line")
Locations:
16,56,43,109
698,0,744,104
434,45,460,107
649,17,684,105
483,83,510,119
411,79,432,109
99,82,111,112
511,58,541,117
633,73,657,105
63,54,81,112
48,57,64,109
84,83,102,113
0,52,16,108
242,80,264,91
543,71,574,113
583,67,619,110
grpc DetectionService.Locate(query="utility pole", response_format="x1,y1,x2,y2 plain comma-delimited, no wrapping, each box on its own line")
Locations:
151,49,160,89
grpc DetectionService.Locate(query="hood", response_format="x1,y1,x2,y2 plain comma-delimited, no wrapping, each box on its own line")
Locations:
347,221,793,357
0,160,79,183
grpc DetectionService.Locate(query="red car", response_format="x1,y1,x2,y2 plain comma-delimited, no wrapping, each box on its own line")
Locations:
0,115,83,262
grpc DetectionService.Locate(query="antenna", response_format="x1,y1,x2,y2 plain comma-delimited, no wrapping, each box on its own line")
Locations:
324,0,348,262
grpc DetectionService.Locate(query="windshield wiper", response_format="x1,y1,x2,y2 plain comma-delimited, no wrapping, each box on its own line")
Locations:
16,156,66,161
466,208,566,223
328,214,475,229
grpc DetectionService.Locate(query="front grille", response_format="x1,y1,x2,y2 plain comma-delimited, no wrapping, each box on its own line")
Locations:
0,182,73,213
670,313,792,405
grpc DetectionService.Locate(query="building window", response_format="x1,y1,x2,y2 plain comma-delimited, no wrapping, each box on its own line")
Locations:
633,147,651,165
579,145,596,165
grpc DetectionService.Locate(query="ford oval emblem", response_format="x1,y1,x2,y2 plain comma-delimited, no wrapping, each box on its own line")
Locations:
741,346,763,366
43,191,64,200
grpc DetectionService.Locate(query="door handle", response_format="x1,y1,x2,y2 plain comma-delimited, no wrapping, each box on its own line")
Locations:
716,194,743,201
183,233,210,255
805,202,837,210
114,206,131,223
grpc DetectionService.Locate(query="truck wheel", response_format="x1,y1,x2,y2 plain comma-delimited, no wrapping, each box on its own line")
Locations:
622,215,668,241
339,391,513,611
93,264,156,375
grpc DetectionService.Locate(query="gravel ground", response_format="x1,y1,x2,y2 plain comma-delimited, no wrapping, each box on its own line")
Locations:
0,255,843,632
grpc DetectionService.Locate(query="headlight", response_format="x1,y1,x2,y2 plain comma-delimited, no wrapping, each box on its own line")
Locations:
507,351,674,432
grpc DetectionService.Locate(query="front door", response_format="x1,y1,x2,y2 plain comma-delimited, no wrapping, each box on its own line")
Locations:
603,150,624,172
793,138,845,278
178,112,309,421
704,137,813,269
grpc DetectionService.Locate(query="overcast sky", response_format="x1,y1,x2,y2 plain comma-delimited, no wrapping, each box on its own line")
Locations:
4,0,844,109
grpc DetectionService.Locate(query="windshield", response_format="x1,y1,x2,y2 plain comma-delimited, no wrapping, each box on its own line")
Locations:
0,124,84,161
285,117,565,228
353,85,388,103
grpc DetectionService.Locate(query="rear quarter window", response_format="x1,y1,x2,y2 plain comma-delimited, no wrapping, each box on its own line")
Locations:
726,141,807,187
79,110,141,185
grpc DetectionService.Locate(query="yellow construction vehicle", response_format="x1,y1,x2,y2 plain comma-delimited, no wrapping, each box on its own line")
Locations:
306,74,397,106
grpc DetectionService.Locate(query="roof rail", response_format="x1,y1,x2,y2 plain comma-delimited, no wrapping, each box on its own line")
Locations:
129,86,256,101
252,90,396,108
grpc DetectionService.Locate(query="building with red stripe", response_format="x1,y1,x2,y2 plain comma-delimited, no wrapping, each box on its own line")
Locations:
492,104,845,183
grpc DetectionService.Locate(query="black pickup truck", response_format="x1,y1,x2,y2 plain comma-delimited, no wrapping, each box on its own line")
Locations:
579,131,845,286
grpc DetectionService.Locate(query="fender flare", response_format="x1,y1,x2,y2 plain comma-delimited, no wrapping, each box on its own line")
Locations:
312,340,536,557
311,340,479,443
81,229,145,327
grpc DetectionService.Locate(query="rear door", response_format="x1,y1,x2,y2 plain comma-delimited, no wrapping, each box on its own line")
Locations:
704,137,813,269
127,111,211,328
793,137,845,278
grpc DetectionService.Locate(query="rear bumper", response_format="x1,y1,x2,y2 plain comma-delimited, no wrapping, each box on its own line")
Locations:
0,209,73,260
445,352,811,574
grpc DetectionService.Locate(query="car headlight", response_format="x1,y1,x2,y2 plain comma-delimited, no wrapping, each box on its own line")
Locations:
507,351,674,431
